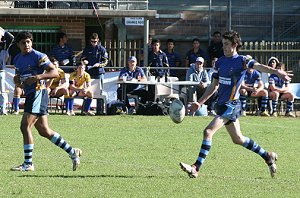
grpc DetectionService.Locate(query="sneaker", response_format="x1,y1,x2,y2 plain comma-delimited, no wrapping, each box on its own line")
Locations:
208,110,216,116
265,152,278,178
13,111,19,115
83,111,95,116
11,163,35,171
241,110,246,116
260,110,270,117
70,148,82,171
271,112,278,117
128,107,136,115
285,111,295,118
179,162,199,178
66,111,75,116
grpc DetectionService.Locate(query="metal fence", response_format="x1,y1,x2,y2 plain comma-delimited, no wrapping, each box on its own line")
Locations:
240,41,300,82
1,0,149,10
104,39,300,82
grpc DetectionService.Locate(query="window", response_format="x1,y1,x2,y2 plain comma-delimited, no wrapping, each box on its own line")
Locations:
3,26,61,54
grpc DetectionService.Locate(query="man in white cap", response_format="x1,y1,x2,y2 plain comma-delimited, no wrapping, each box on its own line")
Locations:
186,57,217,115
117,56,147,114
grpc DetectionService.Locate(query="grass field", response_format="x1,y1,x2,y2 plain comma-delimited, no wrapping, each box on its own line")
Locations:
0,114,299,197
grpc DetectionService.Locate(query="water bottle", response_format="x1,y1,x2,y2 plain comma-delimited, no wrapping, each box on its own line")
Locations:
73,56,76,67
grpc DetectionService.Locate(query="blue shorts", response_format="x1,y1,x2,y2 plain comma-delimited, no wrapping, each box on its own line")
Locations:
215,100,241,124
24,89,48,116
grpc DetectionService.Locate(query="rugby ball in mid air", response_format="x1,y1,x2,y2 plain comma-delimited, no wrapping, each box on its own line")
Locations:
169,99,185,124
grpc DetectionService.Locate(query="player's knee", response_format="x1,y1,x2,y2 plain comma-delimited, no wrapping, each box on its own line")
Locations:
203,128,213,139
262,89,268,96
239,89,247,95
20,123,30,135
87,91,93,98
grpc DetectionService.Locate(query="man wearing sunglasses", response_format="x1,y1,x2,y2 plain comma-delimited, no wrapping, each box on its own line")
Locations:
81,33,108,115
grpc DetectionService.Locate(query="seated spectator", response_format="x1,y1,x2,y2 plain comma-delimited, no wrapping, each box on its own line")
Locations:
207,31,224,61
269,62,295,117
239,67,270,117
261,56,280,87
186,57,216,115
148,39,169,80
207,56,217,81
46,57,68,98
117,56,148,114
49,32,74,73
164,39,183,80
65,62,94,116
185,38,209,68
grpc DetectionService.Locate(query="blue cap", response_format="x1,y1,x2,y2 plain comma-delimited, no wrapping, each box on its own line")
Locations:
128,56,137,62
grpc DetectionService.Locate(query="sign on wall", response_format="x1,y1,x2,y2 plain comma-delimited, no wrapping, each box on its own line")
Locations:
125,17,144,26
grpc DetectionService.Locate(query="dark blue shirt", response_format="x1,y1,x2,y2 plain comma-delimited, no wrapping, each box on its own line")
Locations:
208,42,224,59
82,43,108,77
119,66,145,91
148,50,169,77
164,50,181,77
49,44,73,63
244,69,261,87
185,48,209,65
269,73,288,88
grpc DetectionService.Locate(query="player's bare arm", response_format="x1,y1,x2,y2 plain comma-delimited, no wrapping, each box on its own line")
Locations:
269,83,288,93
253,62,292,81
189,78,219,113
69,84,84,92
24,63,59,86
256,80,264,91
241,81,254,92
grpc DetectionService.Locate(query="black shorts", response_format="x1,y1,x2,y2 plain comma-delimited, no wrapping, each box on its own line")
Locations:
24,89,48,116
215,100,241,125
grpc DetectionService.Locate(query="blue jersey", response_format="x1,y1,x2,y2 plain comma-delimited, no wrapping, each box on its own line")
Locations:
269,73,288,88
244,69,261,87
185,48,209,65
14,49,51,95
212,54,253,105
164,50,181,76
148,50,169,77
119,66,145,90
119,66,145,80
49,44,73,63
82,43,108,76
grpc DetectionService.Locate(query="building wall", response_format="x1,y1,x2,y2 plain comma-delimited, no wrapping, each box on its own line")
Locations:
0,15,86,49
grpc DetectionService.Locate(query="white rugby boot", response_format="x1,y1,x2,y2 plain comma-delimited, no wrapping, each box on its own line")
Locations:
70,148,82,171
179,162,199,178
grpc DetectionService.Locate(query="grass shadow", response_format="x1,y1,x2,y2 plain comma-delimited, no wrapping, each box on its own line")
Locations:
18,174,156,179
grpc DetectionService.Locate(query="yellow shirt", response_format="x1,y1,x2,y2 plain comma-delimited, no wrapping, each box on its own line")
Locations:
69,71,91,89
50,68,65,89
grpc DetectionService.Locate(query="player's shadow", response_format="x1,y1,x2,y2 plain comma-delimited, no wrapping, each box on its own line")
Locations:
18,174,155,179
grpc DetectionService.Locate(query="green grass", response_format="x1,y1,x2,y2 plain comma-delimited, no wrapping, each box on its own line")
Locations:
0,115,299,197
